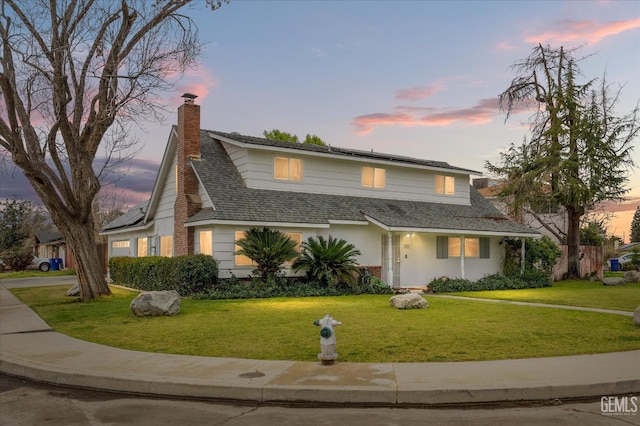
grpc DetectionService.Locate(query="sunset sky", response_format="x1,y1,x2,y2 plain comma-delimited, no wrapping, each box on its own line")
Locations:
1,0,639,240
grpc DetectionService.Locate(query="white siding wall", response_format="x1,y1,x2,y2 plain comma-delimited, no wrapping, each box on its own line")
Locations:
222,142,251,181
152,154,177,247
315,224,382,267
222,144,470,205
212,224,384,279
405,234,503,284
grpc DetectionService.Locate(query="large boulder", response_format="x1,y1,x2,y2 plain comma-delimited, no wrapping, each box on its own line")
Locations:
634,306,640,327
390,293,428,309
602,277,625,286
130,291,181,317
624,271,640,283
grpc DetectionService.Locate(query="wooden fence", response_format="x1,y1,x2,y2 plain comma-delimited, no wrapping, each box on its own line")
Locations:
552,245,603,281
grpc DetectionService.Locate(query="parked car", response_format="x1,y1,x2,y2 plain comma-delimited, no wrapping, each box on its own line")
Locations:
0,256,51,273
31,257,52,272
607,253,637,269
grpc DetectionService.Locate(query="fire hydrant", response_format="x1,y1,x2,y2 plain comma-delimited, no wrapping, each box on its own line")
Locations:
314,313,341,365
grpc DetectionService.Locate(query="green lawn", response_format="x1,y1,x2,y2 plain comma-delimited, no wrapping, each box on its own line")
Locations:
0,269,77,280
452,280,640,311
9,284,640,363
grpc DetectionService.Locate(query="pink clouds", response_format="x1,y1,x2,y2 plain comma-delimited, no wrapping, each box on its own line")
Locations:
526,18,640,45
496,42,517,51
168,65,219,105
395,83,445,101
352,98,499,135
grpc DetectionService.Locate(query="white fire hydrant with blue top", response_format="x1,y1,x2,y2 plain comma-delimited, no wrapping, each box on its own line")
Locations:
314,313,341,365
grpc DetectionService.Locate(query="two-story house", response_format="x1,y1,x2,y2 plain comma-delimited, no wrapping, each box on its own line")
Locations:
101,95,539,288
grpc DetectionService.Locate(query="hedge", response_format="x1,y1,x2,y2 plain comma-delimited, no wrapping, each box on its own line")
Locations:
429,270,552,293
194,274,393,300
109,254,219,296
108,255,392,299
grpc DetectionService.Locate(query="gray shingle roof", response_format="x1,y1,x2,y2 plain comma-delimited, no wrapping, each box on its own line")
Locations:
209,131,480,174
35,231,64,244
189,131,538,236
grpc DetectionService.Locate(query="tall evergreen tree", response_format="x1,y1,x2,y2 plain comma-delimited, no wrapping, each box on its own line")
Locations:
631,206,640,243
487,44,638,278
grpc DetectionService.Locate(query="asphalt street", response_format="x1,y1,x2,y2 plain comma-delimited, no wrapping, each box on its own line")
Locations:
1,374,638,426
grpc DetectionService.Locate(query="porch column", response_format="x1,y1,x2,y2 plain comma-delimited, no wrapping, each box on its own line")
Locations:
460,236,466,280
387,231,394,286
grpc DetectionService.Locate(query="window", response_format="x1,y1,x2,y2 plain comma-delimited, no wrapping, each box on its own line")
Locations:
160,236,173,257
274,157,303,181
287,232,303,251
448,237,462,257
437,236,490,259
199,230,213,256
435,175,455,195
362,167,385,188
464,238,479,257
111,240,130,249
137,238,148,257
285,232,303,266
235,231,253,266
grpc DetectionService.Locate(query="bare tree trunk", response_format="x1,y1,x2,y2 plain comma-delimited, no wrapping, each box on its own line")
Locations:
67,223,110,301
48,206,110,301
566,206,582,279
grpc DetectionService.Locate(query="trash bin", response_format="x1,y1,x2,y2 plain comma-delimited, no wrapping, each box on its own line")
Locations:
50,258,62,271
610,258,620,271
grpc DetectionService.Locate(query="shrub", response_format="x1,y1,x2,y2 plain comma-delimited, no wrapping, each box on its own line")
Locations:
235,227,298,280
429,270,552,293
1,247,34,271
292,235,361,288
174,254,220,294
109,254,218,296
429,277,474,293
194,271,393,300
357,269,393,294
502,236,561,275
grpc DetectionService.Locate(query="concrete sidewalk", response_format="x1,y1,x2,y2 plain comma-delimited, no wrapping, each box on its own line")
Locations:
1,278,638,406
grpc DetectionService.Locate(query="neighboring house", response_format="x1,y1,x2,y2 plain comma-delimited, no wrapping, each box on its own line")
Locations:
473,178,605,279
473,178,567,244
34,230,73,269
101,96,539,288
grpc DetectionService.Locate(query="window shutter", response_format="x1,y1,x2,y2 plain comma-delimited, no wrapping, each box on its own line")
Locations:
436,236,448,259
479,237,490,259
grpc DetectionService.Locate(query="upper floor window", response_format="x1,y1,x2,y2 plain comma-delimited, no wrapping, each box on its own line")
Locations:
362,166,385,189
274,157,303,181
435,175,455,195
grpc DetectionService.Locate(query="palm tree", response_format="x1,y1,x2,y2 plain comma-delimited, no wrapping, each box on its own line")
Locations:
292,235,361,288
234,227,298,280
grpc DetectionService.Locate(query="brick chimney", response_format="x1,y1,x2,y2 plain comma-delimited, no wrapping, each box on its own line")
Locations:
174,93,202,256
